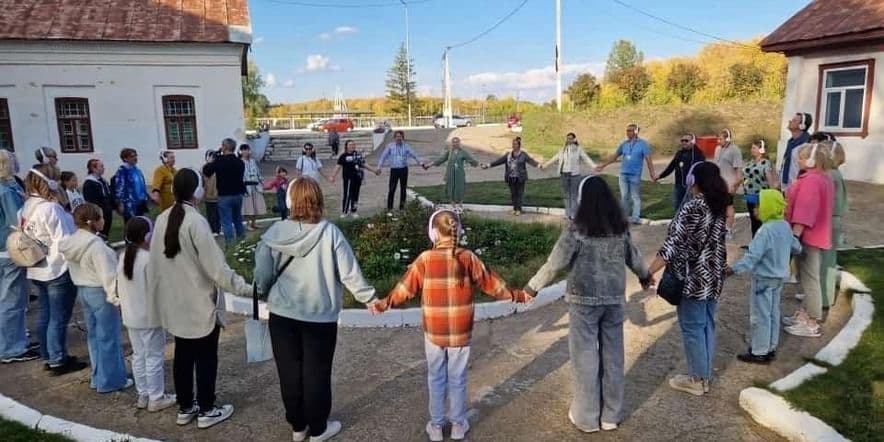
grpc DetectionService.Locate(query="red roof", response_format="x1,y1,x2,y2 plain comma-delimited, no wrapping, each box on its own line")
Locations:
761,0,884,54
0,0,251,44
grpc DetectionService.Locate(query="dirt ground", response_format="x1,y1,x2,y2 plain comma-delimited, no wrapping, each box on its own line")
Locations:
1,127,878,441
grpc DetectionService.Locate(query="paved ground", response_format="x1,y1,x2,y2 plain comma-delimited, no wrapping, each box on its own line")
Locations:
1,127,878,441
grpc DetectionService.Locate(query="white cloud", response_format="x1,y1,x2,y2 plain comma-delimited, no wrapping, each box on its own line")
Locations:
334,26,358,34
265,72,277,87
463,62,605,90
253,36,264,45
318,33,332,40
304,54,339,72
318,26,358,40
283,79,295,88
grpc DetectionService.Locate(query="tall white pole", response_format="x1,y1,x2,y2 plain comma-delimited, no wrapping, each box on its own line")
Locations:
555,0,562,112
443,49,452,128
401,1,413,127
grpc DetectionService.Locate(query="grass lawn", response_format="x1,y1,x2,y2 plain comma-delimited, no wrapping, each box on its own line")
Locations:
0,417,73,442
413,175,747,220
781,249,884,442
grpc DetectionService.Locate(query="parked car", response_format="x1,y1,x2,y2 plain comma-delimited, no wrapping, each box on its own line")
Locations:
433,115,473,128
307,118,328,131
321,118,354,132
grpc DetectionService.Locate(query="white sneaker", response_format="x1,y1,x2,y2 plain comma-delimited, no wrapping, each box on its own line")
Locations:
351,213,359,219
787,274,799,284
148,394,178,412
785,319,821,338
669,374,705,396
309,421,341,441
136,393,149,409
568,409,599,433
176,403,199,425
197,404,234,429
425,422,443,442
601,422,619,431
783,309,806,326
339,213,348,219
794,292,806,301
123,378,135,390
293,428,309,442
451,420,470,440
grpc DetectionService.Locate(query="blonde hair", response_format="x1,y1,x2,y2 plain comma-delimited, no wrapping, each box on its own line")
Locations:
798,142,831,170
432,210,460,255
830,141,846,167
288,177,324,223
25,164,60,200
0,150,14,182
73,202,102,230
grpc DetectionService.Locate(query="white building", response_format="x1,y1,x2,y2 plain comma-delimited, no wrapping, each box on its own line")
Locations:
762,0,884,183
0,0,252,175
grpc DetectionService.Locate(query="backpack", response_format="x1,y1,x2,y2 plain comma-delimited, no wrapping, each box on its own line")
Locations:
6,202,48,267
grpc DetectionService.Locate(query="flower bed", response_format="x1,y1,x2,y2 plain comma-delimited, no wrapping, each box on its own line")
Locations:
226,202,561,308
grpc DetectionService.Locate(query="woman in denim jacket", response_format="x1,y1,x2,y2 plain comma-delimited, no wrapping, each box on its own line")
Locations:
525,175,652,433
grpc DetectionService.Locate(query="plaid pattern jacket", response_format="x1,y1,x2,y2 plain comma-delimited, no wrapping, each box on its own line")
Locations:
384,244,525,347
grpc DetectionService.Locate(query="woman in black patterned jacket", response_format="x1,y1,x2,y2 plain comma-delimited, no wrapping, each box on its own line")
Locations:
647,161,728,396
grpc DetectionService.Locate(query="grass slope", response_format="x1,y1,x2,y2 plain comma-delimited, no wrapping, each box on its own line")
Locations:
413,175,746,221
0,417,73,442
782,249,884,442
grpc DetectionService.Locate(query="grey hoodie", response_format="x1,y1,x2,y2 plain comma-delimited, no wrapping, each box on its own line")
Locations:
254,219,376,323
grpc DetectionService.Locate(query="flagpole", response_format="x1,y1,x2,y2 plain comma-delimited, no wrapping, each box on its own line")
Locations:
555,0,562,112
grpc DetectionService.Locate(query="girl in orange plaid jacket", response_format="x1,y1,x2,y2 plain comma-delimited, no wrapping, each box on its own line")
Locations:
372,209,531,441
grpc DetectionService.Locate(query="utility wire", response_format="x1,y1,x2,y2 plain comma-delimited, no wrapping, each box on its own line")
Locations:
607,0,758,49
447,0,530,49
584,0,711,46
257,0,433,8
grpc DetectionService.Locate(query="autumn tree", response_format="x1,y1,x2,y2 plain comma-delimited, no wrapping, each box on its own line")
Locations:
665,62,706,103
385,43,417,116
565,73,601,110
242,61,270,126
727,62,765,98
604,40,650,103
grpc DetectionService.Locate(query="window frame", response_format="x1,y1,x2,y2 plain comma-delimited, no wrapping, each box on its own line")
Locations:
815,59,875,138
162,95,199,150
54,97,94,153
0,98,13,151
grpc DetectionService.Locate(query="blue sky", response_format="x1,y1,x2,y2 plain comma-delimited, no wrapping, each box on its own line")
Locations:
248,0,809,103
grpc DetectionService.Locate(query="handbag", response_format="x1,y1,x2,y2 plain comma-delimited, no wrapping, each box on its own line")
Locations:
6,202,49,267
656,267,684,306
245,254,294,363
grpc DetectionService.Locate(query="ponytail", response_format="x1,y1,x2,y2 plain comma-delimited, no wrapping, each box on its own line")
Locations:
122,216,152,280
163,169,198,259
123,243,139,280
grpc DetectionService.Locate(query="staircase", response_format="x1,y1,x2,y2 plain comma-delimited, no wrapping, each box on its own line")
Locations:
262,130,378,162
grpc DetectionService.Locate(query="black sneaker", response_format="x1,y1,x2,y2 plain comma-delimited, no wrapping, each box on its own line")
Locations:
1,349,41,364
45,355,79,371
27,342,40,351
48,357,88,376
737,352,771,365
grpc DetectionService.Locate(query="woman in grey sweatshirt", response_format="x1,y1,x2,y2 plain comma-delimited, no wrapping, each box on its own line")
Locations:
525,175,652,433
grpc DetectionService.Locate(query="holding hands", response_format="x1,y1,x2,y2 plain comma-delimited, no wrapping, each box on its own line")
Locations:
368,298,387,315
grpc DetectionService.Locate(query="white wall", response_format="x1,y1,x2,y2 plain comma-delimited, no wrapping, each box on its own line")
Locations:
777,49,884,183
0,41,246,178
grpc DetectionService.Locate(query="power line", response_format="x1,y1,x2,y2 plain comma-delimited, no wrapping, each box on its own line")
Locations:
606,0,757,49
583,0,711,46
448,0,530,49
257,0,433,8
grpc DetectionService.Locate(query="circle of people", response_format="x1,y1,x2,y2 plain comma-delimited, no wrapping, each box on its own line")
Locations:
0,110,845,440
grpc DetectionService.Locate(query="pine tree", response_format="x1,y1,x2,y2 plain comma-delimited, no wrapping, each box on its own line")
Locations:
385,43,417,116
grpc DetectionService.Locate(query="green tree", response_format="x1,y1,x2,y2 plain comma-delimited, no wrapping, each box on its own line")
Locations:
242,61,270,127
385,43,417,116
565,73,601,110
604,39,644,82
666,62,707,103
727,62,765,98
486,94,498,102
617,66,652,103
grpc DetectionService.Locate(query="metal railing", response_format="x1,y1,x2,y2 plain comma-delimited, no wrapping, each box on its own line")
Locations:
254,113,512,131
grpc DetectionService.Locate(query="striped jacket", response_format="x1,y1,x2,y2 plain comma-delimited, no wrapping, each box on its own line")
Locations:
382,244,527,347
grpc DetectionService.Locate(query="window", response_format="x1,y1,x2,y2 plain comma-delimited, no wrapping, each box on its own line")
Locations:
55,98,93,153
163,95,198,149
0,99,12,151
817,59,875,137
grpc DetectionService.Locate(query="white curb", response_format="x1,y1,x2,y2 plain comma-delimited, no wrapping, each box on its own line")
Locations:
0,393,159,442
224,280,566,328
739,270,875,441
739,388,848,442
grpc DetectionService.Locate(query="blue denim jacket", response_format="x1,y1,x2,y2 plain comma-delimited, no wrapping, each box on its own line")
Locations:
0,180,24,253
112,164,148,219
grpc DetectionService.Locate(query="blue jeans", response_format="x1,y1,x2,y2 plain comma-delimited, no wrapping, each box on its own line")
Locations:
217,194,245,244
424,335,470,426
568,303,625,428
0,258,29,359
676,297,718,380
33,272,77,366
79,287,128,392
673,184,688,213
560,173,582,218
750,277,783,355
619,173,642,222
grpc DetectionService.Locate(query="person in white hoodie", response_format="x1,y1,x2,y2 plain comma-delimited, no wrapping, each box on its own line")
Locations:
116,216,176,411
59,203,131,393
149,168,251,429
20,165,87,375
254,177,378,442
541,132,596,220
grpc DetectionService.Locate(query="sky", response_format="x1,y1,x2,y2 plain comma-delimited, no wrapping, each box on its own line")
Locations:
248,0,810,104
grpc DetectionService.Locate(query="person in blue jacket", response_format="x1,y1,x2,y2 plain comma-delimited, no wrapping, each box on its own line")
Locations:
112,148,149,221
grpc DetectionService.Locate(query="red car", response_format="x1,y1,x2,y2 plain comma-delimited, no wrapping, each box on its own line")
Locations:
321,118,354,132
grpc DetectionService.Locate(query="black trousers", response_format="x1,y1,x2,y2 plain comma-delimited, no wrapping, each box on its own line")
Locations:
329,141,339,156
507,178,526,211
173,325,220,410
100,207,113,238
269,314,337,436
747,201,762,237
342,175,362,214
204,201,221,233
387,167,409,210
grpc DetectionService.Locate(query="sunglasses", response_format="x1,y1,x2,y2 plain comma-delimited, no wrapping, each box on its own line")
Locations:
680,139,690,143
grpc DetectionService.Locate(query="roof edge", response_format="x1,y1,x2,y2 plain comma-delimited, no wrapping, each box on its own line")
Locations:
228,24,253,45
762,29,884,53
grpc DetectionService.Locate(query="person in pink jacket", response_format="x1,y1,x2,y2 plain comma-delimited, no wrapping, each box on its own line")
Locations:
782,143,834,338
